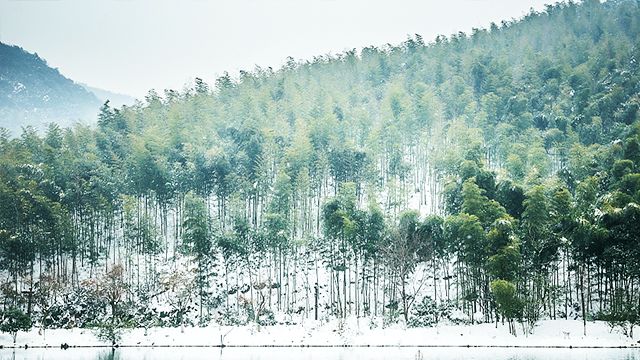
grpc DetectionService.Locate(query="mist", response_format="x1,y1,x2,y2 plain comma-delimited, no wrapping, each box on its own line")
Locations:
1,0,551,97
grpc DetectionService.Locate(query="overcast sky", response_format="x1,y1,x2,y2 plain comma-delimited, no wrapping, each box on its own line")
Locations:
0,0,552,98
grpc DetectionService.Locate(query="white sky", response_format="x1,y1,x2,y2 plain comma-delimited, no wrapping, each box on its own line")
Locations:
0,0,553,98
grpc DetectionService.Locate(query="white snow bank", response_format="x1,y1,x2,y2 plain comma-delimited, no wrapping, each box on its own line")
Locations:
1,347,638,360
1,319,638,348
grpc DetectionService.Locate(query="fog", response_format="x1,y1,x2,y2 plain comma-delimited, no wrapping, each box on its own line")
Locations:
0,0,551,97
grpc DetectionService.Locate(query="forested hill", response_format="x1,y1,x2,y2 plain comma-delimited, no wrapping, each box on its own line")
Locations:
0,42,100,134
0,0,639,334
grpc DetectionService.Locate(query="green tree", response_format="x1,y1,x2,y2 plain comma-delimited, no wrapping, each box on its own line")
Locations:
182,192,214,324
490,280,522,336
0,307,32,344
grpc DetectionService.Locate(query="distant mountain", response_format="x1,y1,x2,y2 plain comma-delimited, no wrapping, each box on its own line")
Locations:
0,42,101,135
81,83,137,108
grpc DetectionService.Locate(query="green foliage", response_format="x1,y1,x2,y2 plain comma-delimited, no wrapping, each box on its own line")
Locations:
488,238,520,281
490,280,523,322
0,307,32,343
217,309,246,326
93,319,127,345
181,192,212,257
461,178,506,228
408,296,459,327
250,308,277,327
1,0,640,331
444,213,486,266
597,289,639,338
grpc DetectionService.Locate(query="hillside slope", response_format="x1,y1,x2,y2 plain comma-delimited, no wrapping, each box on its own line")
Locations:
0,42,100,133
0,0,638,336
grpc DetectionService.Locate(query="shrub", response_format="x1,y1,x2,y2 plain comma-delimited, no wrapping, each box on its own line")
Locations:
0,307,32,344
598,304,639,338
408,296,465,327
93,320,126,346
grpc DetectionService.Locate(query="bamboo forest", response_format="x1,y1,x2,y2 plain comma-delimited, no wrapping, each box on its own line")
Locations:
1,0,640,344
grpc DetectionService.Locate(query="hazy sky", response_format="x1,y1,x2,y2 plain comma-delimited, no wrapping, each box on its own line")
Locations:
0,0,552,98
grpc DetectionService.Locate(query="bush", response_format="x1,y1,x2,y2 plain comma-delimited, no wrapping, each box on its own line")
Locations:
597,305,639,338
93,320,129,346
52,280,108,328
408,296,438,327
0,307,32,343
217,309,246,326
382,300,400,327
257,309,276,326
408,296,464,327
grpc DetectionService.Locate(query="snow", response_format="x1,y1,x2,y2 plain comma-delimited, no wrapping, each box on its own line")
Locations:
2,347,639,360
407,190,429,218
0,347,636,360
2,319,638,349
13,82,25,94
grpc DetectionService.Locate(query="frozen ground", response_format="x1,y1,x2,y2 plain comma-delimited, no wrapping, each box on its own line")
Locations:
2,319,638,348
1,347,638,360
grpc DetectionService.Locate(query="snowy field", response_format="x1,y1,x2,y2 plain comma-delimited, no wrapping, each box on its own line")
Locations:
1,347,639,360
1,319,638,349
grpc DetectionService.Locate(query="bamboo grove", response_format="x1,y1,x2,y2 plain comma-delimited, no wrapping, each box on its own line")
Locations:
0,0,639,336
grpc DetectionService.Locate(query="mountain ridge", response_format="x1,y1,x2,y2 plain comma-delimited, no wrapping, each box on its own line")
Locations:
0,41,101,134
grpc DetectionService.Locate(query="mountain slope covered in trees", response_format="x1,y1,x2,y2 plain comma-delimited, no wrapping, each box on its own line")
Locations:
0,0,639,337
0,42,100,134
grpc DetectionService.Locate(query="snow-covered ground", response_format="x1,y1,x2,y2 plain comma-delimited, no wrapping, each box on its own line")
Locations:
1,347,637,360
2,319,638,349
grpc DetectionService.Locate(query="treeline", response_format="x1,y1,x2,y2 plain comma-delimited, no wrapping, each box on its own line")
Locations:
0,0,639,336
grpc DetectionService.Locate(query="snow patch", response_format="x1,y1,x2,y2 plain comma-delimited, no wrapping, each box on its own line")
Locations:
2,319,637,348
